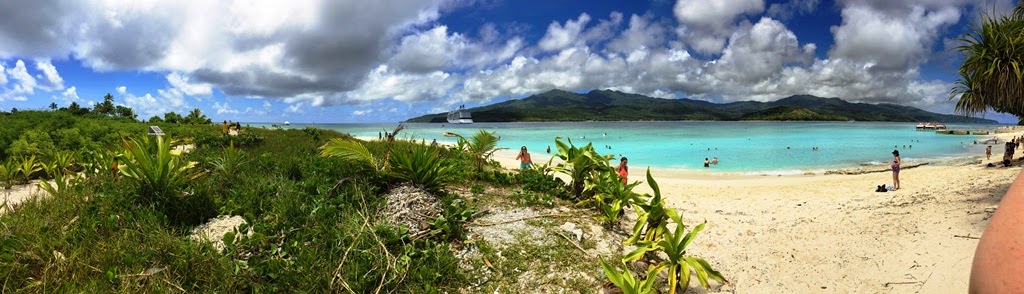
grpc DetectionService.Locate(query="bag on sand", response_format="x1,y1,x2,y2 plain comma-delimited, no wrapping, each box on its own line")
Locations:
875,184,887,193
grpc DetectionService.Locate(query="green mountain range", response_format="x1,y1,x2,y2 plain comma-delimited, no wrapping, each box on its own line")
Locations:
407,89,997,123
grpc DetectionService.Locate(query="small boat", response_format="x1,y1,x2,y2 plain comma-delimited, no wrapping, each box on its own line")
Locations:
444,131,459,137
284,121,290,126
447,105,473,124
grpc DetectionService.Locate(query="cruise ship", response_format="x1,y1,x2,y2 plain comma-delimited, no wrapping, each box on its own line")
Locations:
447,105,473,124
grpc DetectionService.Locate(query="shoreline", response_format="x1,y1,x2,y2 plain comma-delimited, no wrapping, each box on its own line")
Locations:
356,128,1024,179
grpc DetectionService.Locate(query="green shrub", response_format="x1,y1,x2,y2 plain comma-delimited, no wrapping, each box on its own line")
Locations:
428,198,475,241
119,135,211,226
601,258,658,294
0,159,17,189
514,167,568,199
16,155,42,184
623,210,726,292
211,142,247,180
512,190,555,208
470,183,485,194
550,137,614,199
388,143,455,194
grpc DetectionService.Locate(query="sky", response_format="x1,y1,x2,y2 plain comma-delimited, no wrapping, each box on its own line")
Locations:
0,0,1020,123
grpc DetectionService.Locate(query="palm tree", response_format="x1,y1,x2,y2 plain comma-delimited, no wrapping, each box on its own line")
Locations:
462,130,500,172
949,3,1024,121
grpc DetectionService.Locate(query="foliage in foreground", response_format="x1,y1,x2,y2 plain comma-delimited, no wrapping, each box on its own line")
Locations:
0,121,464,292
949,2,1024,120
603,169,727,293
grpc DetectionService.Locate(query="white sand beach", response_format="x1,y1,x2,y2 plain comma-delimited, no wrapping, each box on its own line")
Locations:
489,130,1024,292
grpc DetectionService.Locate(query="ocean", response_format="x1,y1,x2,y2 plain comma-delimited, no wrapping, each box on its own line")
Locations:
269,121,1004,174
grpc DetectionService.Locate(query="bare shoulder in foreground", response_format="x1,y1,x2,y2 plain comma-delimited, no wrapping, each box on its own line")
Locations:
970,170,1024,293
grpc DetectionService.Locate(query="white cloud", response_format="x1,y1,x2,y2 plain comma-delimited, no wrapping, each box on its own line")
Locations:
119,86,189,118
712,17,813,84
768,0,820,20
606,14,666,54
0,62,6,86
538,13,592,51
0,0,991,118
8,60,36,95
34,59,64,90
212,101,239,114
674,0,764,54
166,72,212,96
285,102,303,113
829,3,960,71
0,60,36,101
345,65,455,103
56,86,80,103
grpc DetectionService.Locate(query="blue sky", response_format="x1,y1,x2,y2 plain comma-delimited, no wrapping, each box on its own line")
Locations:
0,0,1019,123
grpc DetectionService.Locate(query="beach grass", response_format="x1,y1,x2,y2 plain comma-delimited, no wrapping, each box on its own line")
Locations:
0,110,736,293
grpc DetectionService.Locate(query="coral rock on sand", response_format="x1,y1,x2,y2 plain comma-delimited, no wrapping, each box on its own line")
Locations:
189,215,247,252
380,185,442,236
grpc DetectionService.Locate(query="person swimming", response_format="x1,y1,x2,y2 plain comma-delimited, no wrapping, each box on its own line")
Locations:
711,157,718,165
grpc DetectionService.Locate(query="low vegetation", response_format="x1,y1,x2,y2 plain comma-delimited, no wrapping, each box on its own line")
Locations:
0,109,727,292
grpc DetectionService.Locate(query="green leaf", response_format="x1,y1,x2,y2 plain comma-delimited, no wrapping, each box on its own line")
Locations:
692,257,727,283
685,256,711,289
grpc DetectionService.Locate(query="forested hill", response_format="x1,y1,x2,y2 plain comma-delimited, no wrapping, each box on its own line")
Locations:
407,89,997,123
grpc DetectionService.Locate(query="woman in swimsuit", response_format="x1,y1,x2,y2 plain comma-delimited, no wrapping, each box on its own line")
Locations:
616,157,628,184
515,146,533,169
891,150,901,191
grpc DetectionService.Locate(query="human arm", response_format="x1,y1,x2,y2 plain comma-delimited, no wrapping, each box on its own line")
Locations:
969,170,1024,293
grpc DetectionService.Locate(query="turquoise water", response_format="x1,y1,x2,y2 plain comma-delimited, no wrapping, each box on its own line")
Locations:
270,122,1002,174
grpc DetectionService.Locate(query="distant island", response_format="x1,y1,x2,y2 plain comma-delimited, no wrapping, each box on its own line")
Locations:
407,89,997,123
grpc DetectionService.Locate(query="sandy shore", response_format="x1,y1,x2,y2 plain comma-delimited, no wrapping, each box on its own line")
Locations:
490,130,1024,293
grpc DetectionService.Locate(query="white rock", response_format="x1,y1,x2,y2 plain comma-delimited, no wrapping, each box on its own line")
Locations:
560,222,584,241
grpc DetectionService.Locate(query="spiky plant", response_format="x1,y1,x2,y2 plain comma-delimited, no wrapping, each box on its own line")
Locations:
453,130,500,173
0,159,18,189
388,143,455,194
550,137,614,199
624,209,727,293
211,141,247,179
949,3,1024,118
16,156,42,184
626,169,671,245
119,135,204,203
601,258,658,294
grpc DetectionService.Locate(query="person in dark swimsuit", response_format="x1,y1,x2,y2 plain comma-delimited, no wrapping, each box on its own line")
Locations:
891,150,901,191
704,158,710,168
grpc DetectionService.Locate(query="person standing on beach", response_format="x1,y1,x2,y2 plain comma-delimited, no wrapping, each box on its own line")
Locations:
616,157,628,184
891,150,901,191
515,146,533,170
221,120,229,136
987,145,993,160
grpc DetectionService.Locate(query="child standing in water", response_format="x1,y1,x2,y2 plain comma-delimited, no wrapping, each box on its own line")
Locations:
891,150,901,191
515,146,533,169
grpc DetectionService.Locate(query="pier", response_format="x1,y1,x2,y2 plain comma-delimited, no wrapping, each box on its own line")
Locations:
935,126,1024,135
